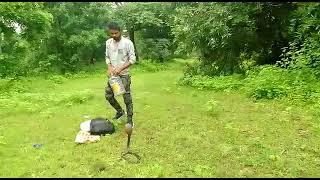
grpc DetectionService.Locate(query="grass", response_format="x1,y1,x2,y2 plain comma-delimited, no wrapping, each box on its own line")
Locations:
0,59,320,177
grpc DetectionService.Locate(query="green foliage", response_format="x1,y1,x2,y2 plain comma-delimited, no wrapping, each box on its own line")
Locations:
311,102,320,118
47,75,66,84
203,99,222,117
236,3,320,102
172,2,298,76
0,136,5,145
0,89,95,114
0,2,53,38
242,66,289,100
42,2,112,74
60,90,95,106
1,1,320,110
113,3,164,30
34,54,61,75
132,60,167,73
178,73,244,91
179,63,320,103
0,3,53,78
276,3,320,78
252,2,296,65
0,78,31,94
172,2,258,75
66,28,106,68
113,2,176,62
137,38,172,62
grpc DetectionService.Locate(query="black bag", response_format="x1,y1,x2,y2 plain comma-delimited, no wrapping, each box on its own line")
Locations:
90,117,115,135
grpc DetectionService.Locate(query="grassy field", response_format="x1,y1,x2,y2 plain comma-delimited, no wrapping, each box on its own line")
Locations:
0,59,319,177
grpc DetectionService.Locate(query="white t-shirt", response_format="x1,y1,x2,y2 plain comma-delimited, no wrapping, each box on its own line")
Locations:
105,36,136,75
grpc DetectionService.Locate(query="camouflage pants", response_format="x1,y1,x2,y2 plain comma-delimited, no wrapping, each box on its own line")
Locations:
105,74,133,118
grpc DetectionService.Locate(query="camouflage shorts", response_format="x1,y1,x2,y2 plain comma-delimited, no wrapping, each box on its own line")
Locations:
105,74,133,117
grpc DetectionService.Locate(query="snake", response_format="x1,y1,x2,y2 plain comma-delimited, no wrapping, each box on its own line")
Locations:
120,123,141,164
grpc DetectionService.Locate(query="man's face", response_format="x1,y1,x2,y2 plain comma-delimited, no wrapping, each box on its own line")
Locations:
109,29,121,41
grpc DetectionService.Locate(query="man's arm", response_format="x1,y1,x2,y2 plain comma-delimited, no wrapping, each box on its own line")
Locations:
127,40,136,65
105,40,114,76
107,63,114,76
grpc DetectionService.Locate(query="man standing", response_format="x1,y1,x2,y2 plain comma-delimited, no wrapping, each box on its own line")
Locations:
105,22,136,127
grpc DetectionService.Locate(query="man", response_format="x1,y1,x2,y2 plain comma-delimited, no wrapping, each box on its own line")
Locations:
105,22,136,127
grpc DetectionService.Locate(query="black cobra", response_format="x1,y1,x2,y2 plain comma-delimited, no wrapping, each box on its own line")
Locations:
121,123,141,164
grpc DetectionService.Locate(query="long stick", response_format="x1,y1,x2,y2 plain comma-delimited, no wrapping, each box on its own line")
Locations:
126,134,131,151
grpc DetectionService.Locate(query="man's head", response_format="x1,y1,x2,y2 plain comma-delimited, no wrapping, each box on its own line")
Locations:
107,22,121,41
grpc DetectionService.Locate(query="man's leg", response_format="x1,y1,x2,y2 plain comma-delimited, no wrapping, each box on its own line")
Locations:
121,75,133,125
105,80,125,120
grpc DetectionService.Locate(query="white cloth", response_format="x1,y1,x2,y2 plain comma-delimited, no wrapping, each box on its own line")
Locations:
80,120,91,132
75,120,100,144
75,130,100,144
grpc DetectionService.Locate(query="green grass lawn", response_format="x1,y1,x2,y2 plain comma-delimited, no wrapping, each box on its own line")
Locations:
1,60,320,177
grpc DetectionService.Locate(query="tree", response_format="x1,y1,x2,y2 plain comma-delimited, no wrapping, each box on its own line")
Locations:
42,2,113,73
113,2,164,62
252,2,297,65
0,2,53,77
172,2,258,75
172,2,297,76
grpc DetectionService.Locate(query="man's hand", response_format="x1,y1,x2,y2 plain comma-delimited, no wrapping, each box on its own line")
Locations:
113,68,122,76
107,64,114,76
114,62,131,76
107,68,113,76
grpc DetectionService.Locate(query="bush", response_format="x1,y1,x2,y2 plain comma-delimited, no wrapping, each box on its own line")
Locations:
0,89,95,114
179,63,320,102
58,90,95,106
47,75,66,84
0,78,31,94
178,74,244,91
132,60,168,73
242,66,289,100
138,38,173,63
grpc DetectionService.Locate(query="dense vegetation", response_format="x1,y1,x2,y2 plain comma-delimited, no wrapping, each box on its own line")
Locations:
1,1,320,118
1,2,318,74
2,2,320,111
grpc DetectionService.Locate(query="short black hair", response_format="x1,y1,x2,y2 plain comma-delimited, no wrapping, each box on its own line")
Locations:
107,22,121,31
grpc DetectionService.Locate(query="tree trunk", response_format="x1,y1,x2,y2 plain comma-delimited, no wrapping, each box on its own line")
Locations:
128,28,139,62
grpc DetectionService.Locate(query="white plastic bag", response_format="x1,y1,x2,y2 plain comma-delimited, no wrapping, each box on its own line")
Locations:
80,120,91,132
109,76,126,96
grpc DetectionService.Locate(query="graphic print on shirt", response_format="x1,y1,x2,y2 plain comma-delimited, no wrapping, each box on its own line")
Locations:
117,48,124,62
